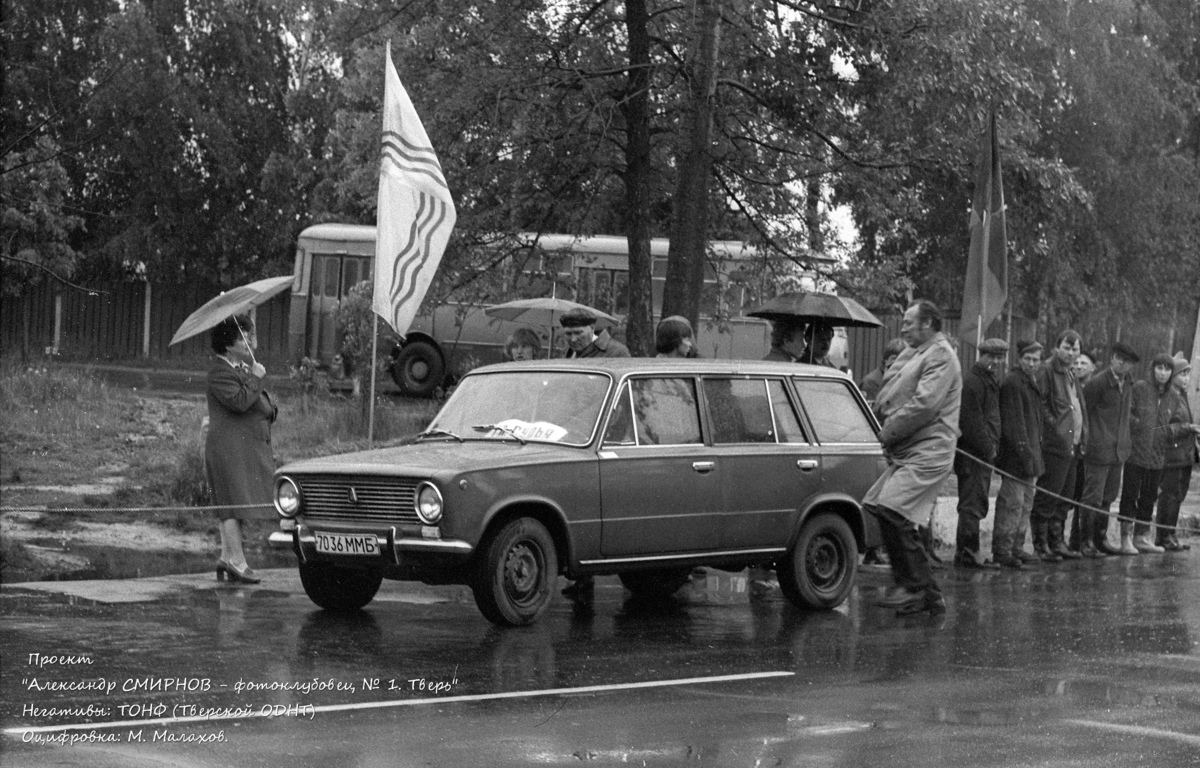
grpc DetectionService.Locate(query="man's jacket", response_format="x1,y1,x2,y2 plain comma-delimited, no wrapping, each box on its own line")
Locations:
996,366,1044,479
954,361,1001,472
1082,366,1133,465
1035,354,1086,458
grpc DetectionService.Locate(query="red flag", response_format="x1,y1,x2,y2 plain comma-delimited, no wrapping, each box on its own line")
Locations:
960,110,1007,347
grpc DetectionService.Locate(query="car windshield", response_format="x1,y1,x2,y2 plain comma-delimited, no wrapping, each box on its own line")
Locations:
425,370,612,446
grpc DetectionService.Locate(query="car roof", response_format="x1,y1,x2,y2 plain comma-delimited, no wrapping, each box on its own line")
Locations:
468,357,852,379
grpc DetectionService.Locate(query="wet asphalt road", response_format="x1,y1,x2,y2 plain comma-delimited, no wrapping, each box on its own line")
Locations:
2,555,1199,768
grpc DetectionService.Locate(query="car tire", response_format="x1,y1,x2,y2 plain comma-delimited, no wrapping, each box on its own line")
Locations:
618,568,692,600
472,518,558,627
778,513,858,610
390,340,445,398
298,562,383,612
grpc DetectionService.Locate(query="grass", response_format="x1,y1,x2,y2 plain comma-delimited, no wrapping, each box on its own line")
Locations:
0,359,442,513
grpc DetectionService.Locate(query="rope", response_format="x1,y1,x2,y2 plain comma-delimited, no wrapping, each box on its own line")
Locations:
953,448,1193,535
0,503,272,514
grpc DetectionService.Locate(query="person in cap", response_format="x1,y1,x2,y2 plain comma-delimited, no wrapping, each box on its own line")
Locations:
991,339,1045,568
1030,329,1087,562
1077,341,1139,556
1118,353,1179,554
560,308,630,359
800,320,836,367
953,338,1008,569
864,300,960,615
1155,353,1200,551
764,317,808,362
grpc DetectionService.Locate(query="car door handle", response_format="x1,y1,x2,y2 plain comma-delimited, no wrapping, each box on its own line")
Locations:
796,459,819,471
692,461,715,473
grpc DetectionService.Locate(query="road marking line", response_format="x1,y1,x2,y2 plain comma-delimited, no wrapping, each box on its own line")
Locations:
1064,719,1200,747
4,671,794,736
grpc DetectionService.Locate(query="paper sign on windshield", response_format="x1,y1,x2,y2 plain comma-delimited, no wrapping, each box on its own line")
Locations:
489,419,569,442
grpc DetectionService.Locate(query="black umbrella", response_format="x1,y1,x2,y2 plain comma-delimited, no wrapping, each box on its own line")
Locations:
747,291,883,328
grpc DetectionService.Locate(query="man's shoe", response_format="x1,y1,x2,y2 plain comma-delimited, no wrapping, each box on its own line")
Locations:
1014,549,1039,564
994,554,1024,569
1119,533,1139,555
1096,539,1122,556
1079,542,1104,559
1052,544,1082,560
562,577,594,598
1166,535,1191,551
1036,545,1062,563
1132,535,1164,554
895,592,946,616
875,587,923,609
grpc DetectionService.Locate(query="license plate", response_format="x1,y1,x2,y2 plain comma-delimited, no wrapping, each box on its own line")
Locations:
315,532,379,556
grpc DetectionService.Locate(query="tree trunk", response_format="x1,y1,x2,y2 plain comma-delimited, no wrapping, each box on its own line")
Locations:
622,0,654,357
661,0,721,330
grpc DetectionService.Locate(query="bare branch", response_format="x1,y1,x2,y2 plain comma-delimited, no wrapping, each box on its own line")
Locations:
1,255,109,295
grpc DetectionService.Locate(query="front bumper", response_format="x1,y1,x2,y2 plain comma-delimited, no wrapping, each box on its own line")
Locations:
269,523,473,566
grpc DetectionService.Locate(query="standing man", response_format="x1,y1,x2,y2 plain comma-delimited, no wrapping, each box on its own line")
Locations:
560,309,631,359
801,321,835,366
953,338,1008,568
1078,342,1139,556
1030,329,1087,562
992,340,1046,568
864,300,961,616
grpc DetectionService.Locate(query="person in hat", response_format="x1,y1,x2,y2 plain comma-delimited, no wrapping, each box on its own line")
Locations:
953,337,1008,569
1118,353,1179,554
864,300,960,615
1155,353,1200,551
1077,341,1140,556
560,308,630,359
992,339,1045,568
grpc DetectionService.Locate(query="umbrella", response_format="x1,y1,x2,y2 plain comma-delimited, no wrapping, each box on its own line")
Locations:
484,297,619,359
484,297,619,327
747,291,882,328
169,275,295,346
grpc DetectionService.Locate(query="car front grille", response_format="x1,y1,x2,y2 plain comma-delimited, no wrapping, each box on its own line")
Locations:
297,474,421,525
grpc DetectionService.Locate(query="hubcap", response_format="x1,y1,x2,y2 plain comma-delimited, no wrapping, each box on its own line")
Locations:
806,534,844,592
408,360,430,380
503,541,543,605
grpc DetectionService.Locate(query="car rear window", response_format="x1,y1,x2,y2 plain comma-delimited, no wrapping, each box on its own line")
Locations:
702,378,807,444
620,377,702,446
794,378,877,444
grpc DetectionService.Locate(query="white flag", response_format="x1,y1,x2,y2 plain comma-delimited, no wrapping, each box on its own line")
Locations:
372,42,456,335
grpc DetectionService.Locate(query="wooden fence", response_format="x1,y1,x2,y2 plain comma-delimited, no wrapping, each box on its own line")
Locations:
1,281,291,365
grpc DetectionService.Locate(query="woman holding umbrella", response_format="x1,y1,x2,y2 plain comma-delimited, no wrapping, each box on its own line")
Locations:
205,315,278,584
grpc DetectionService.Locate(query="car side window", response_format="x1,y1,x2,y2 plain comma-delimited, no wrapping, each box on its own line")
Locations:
794,378,877,444
602,383,636,446
703,378,775,444
767,379,808,443
630,377,701,445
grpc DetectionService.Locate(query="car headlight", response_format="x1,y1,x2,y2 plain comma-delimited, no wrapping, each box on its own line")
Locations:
275,477,301,518
416,482,443,524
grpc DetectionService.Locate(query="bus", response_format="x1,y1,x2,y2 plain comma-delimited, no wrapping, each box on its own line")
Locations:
288,223,838,396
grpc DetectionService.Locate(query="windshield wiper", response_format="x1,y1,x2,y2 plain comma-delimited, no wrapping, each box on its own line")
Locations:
416,427,464,442
471,424,527,445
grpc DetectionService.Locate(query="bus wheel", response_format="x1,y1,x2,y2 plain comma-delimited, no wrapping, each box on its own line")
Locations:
390,340,445,397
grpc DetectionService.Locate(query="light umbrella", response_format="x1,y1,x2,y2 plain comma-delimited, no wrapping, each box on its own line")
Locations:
484,297,619,358
169,275,295,350
747,291,883,328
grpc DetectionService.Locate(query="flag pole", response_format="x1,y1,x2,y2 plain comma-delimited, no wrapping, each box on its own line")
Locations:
368,313,379,447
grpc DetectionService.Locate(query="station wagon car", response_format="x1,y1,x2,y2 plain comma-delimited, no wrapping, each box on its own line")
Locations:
270,358,886,626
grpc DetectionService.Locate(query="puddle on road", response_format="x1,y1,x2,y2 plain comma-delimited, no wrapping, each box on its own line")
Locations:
21,539,296,581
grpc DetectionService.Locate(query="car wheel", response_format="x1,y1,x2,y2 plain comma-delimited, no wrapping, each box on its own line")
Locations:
618,568,692,600
390,340,445,398
472,518,558,627
298,562,383,612
778,513,857,610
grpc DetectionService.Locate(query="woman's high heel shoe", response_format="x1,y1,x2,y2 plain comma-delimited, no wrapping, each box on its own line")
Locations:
216,560,260,584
